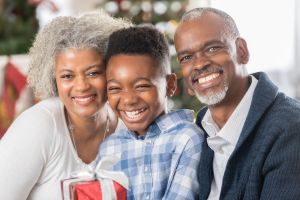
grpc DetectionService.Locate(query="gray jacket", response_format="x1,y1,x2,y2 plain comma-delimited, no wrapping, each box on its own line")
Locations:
197,72,300,200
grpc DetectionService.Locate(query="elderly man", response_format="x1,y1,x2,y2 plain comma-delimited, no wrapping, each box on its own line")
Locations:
174,7,300,200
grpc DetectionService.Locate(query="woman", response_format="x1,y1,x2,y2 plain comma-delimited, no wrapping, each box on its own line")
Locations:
0,11,131,199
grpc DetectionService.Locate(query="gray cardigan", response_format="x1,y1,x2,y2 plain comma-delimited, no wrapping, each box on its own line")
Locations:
196,72,300,200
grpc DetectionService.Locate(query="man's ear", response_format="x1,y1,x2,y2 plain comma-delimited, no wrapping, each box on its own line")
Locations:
166,73,177,97
236,37,249,64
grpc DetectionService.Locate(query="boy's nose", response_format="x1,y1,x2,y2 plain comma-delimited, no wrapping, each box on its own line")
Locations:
121,90,139,105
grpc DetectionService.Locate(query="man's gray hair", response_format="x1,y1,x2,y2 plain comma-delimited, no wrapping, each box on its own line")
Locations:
27,10,131,99
181,7,240,40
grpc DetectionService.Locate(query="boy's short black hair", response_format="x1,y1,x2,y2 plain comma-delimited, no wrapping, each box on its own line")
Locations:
105,25,171,75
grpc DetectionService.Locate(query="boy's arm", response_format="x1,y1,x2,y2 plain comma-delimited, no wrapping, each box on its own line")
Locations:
163,129,203,200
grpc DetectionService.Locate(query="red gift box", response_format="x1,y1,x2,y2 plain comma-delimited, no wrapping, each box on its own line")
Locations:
71,180,126,200
61,156,128,200
62,179,127,200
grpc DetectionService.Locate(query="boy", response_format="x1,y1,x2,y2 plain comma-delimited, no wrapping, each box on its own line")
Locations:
99,25,203,200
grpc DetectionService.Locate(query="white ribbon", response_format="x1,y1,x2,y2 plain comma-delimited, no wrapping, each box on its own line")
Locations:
62,155,128,200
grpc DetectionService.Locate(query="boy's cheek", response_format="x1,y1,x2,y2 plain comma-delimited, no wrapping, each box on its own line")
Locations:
107,96,118,114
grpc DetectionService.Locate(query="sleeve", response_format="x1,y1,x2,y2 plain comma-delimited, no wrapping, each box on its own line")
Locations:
260,123,300,200
0,106,55,200
163,126,204,200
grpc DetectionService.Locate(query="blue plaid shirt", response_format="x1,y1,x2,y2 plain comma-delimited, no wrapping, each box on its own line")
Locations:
99,109,203,200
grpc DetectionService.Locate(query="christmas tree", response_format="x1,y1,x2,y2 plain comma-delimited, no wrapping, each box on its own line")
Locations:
98,0,202,112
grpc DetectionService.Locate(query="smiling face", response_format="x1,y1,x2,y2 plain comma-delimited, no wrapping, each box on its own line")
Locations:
106,54,176,135
174,13,249,106
55,48,106,120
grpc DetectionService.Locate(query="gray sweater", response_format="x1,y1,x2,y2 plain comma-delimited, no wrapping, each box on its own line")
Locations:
197,72,300,200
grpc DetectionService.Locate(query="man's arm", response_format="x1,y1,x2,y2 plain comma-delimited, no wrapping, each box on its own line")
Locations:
260,124,300,199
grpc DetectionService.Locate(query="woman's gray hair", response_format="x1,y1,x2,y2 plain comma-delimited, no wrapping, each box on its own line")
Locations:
27,10,131,99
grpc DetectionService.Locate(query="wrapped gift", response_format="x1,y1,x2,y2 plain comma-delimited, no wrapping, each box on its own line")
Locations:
61,156,128,200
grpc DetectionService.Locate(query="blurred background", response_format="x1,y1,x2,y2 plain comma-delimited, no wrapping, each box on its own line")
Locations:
0,0,299,137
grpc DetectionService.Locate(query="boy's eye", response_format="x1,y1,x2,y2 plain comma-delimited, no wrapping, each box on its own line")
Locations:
136,84,151,91
107,86,121,94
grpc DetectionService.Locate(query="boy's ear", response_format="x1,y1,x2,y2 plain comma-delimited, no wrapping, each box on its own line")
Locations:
166,73,177,97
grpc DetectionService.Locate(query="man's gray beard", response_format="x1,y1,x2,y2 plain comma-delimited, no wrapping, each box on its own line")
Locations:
195,84,229,106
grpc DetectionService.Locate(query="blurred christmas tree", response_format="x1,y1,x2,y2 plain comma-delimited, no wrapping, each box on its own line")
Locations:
0,0,38,55
98,0,203,112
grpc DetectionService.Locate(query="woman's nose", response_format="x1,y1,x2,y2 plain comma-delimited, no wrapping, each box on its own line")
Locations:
74,76,90,91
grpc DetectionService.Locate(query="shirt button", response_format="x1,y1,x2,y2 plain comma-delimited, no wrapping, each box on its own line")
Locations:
145,195,150,200
146,140,152,145
144,166,148,172
219,148,224,154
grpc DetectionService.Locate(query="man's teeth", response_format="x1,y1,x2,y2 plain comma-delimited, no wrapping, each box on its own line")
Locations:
125,109,145,118
198,73,219,84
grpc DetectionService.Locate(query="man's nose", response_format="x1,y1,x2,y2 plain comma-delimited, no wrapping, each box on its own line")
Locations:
192,52,211,70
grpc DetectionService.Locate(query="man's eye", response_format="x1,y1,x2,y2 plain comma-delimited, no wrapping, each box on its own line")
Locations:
207,46,221,53
179,55,192,63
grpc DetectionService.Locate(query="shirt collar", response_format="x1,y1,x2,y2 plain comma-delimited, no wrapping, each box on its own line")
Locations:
155,109,194,131
202,75,258,145
121,109,195,140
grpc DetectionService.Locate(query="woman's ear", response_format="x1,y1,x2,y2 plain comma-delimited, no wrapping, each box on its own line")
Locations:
236,37,249,64
166,73,177,97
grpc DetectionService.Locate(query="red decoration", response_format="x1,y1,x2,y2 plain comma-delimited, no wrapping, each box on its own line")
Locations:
0,61,27,138
114,0,123,5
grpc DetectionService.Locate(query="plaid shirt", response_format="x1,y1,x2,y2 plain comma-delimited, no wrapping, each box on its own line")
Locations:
99,109,204,200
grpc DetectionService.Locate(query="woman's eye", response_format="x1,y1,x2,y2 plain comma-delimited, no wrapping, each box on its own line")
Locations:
88,71,101,77
60,74,73,80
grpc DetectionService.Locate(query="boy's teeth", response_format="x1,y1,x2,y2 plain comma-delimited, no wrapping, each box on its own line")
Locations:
125,109,145,118
198,73,219,84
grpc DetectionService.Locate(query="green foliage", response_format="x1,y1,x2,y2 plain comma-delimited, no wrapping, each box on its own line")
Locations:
0,0,38,55
0,0,204,112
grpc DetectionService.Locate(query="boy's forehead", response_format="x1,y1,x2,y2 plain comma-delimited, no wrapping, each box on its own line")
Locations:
106,54,164,78
107,53,161,68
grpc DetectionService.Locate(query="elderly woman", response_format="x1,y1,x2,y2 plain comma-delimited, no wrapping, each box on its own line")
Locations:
0,11,131,199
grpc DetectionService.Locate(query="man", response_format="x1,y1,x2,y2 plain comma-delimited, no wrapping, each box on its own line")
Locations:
174,7,300,200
